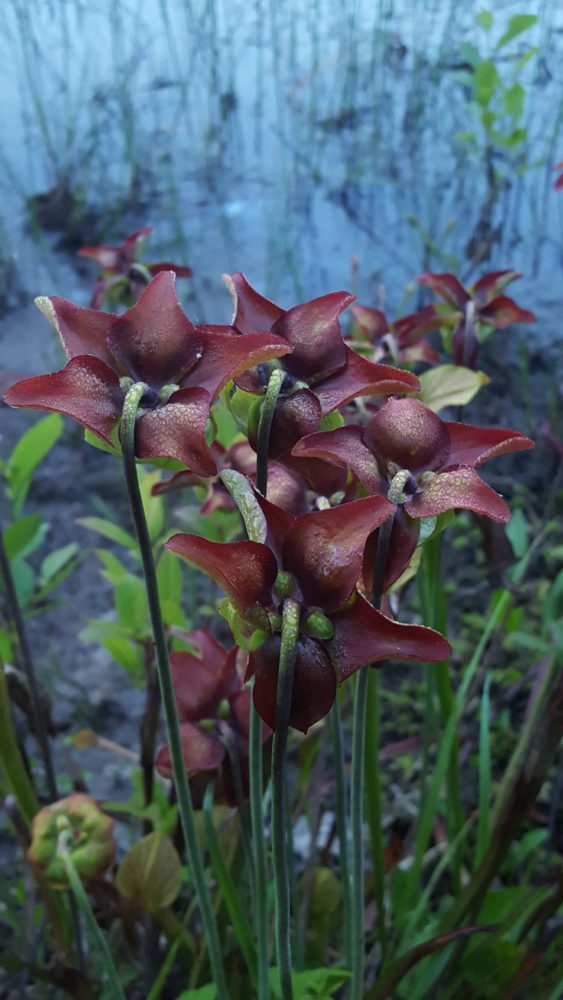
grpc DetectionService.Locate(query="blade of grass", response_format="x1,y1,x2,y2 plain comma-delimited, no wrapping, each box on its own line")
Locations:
475,674,491,865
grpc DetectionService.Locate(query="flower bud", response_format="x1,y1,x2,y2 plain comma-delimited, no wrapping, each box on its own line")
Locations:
302,611,334,640
28,794,115,889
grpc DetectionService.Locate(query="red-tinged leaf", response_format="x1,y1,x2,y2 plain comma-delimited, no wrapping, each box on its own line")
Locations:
35,295,117,368
293,425,385,494
107,271,201,388
363,397,450,473
250,634,336,732
407,466,511,522
417,271,470,309
478,295,536,329
3,356,122,444
329,594,451,681
183,328,292,399
165,534,277,611
148,262,193,278
271,292,353,383
283,496,395,611
225,272,284,333
121,226,153,259
78,245,123,270
393,305,444,346
156,721,225,777
445,422,534,467
472,269,521,304
135,388,216,475
313,346,419,414
267,388,322,458
350,305,389,343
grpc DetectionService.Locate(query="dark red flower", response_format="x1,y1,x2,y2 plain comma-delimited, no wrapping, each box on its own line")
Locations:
224,272,420,459
79,225,192,309
417,269,536,368
554,162,563,191
166,484,451,732
155,629,269,805
3,273,292,475
348,304,441,366
293,396,534,587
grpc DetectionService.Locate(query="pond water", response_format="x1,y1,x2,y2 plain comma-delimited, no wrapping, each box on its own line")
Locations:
0,0,562,370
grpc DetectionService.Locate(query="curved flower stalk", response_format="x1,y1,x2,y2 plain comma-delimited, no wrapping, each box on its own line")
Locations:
4,272,291,474
79,225,192,309
155,629,270,805
348,304,441,366
418,269,536,369
294,395,534,586
166,474,451,732
224,272,420,460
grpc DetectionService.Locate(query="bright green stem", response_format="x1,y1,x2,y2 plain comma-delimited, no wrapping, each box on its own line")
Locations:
364,670,387,957
120,382,228,999
58,832,125,999
0,656,39,824
329,698,353,970
250,696,270,1000
256,368,285,495
271,598,300,1000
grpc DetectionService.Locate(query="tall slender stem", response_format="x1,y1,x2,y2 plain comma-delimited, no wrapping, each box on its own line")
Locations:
250,695,270,999
271,598,300,1000
364,670,387,957
120,383,228,998
329,697,353,968
256,368,285,495
350,514,394,999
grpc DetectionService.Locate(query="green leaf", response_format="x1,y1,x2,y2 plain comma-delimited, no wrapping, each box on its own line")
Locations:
212,398,240,448
0,628,13,661
515,46,539,71
497,14,537,50
476,9,493,30
116,832,182,913
138,469,165,541
101,638,144,678
503,82,524,118
505,508,527,558
473,60,499,106
96,550,130,585
269,966,351,998
115,576,148,634
156,549,182,605
6,414,63,516
3,514,43,560
77,517,138,552
458,42,481,69
176,988,216,1000
40,543,79,584
416,365,489,412
9,556,36,609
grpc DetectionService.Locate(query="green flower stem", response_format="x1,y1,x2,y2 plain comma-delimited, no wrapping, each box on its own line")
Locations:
120,383,228,999
57,829,125,1000
256,368,285,495
329,697,353,969
250,693,270,1000
364,670,387,957
0,529,58,801
272,598,300,1000
0,656,39,824
350,513,394,1000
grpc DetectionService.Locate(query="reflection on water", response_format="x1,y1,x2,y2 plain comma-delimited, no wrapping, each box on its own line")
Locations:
0,0,561,336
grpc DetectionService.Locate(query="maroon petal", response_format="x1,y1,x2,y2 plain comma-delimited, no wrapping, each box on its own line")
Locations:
156,721,225,777
393,305,444,347
272,292,353,383
350,305,389,344
293,425,385,494
417,272,470,309
401,341,441,365
107,271,201,388
121,226,154,261
225,272,284,334
254,493,295,560
363,397,450,474
283,496,395,611
78,244,123,271
445,422,534,467
135,388,216,475
165,534,277,612
171,637,228,721
182,328,292,399
229,688,271,743
313,347,419,414
478,295,536,329
407,467,511,522
250,634,336,733
267,388,322,458
148,262,193,278
3,356,122,444
363,508,420,592
35,296,117,367
329,595,451,681
472,269,520,305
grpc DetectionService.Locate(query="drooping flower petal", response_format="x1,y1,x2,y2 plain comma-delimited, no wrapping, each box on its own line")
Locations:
472,270,520,304
35,296,117,368
363,509,420,592
3,356,122,444
170,634,229,721
272,292,353,383
267,389,322,458
292,425,385,494
329,595,451,681
250,633,336,733
282,496,395,611
156,721,226,777
393,305,445,347
182,328,292,399
478,295,536,329
165,535,277,613
417,272,469,309
445,422,534,467
135,388,216,475
350,305,389,343
313,346,419,414
107,272,201,388
407,467,511,522
225,272,284,334
362,397,450,473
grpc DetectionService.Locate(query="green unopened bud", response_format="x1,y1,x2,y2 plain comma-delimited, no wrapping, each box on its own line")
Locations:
268,611,282,632
119,376,134,393
249,627,269,651
274,571,293,598
28,794,115,890
303,611,334,640
329,490,346,506
159,383,180,404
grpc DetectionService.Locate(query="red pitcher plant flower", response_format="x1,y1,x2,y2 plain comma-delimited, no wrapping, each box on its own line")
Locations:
3,272,292,475
348,304,441,366
224,272,420,460
165,474,451,732
79,225,192,309
417,269,536,369
293,396,534,587
155,629,270,805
